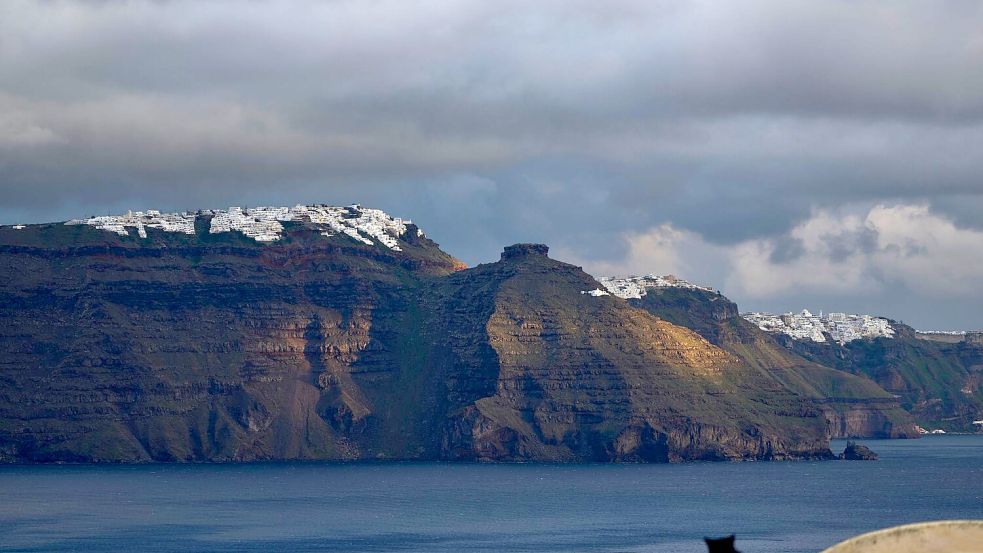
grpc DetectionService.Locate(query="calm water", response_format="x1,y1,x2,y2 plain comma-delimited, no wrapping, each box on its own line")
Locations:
1,436,982,553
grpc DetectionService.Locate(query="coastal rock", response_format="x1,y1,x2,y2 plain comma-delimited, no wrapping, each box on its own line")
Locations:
839,441,878,460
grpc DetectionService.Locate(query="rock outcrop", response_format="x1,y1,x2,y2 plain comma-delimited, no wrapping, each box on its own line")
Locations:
840,441,878,460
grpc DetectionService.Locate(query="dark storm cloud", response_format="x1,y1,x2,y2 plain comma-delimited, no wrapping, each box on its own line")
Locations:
2,0,983,327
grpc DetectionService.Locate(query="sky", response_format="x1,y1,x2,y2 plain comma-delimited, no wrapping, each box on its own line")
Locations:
2,0,983,328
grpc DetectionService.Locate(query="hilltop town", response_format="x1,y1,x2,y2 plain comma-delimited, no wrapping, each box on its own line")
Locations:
592,276,898,347
593,274,715,299
58,204,417,250
742,309,895,345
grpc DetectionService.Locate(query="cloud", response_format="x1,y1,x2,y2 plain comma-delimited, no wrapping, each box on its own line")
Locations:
3,2,983,195
728,209,875,297
867,204,983,293
727,204,983,299
576,204,983,327
567,223,728,288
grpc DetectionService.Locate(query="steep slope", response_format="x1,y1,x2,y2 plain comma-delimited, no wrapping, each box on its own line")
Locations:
613,285,916,439
0,208,462,462
0,212,843,462
423,245,835,461
780,325,983,432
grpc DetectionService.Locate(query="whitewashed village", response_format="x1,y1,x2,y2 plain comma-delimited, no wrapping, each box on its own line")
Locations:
582,274,715,298
586,276,896,346
58,204,417,250
741,309,895,345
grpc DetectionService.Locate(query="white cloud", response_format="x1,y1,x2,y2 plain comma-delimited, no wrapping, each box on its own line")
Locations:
570,223,728,287
727,209,874,297
866,204,983,294
586,204,983,303
728,204,983,299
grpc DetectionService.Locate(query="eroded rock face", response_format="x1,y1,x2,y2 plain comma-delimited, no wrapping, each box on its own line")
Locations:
0,225,888,463
622,287,917,439
0,219,461,462
424,248,835,462
780,325,983,433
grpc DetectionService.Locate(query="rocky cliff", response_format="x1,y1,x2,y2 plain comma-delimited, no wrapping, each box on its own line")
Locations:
780,325,983,432
422,245,835,461
614,286,916,439
0,210,911,462
0,213,462,462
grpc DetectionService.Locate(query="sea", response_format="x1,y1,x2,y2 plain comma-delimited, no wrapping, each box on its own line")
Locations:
1,436,981,553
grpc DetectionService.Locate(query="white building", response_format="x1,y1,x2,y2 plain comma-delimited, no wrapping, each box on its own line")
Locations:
65,204,416,250
595,274,715,299
742,309,895,345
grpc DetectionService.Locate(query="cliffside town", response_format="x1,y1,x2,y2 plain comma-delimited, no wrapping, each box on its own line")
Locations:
63,204,417,249
595,274,715,299
742,309,895,345
597,277,898,347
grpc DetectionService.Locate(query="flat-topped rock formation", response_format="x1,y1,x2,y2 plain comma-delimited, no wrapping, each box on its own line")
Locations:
500,243,550,259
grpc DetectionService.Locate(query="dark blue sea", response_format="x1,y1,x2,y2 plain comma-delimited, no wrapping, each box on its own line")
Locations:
1,436,982,553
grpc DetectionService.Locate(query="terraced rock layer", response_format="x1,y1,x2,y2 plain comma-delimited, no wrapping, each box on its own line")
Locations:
0,220,906,462
427,245,834,461
780,325,983,432
0,219,457,462
620,286,917,439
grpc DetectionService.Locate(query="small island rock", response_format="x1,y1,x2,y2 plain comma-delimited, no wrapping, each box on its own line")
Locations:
840,441,878,461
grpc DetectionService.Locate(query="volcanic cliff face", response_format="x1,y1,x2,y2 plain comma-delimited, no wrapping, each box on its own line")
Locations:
778,325,983,432
425,245,834,461
613,286,917,439
0,210,899,462
0,213,461,462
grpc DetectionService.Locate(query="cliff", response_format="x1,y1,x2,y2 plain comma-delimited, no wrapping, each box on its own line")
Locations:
0,212,845,462
0,213,460,462
779,324,983,432
616,286,917,439
422,246,834,462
